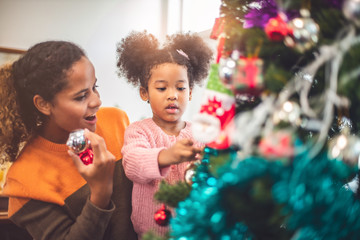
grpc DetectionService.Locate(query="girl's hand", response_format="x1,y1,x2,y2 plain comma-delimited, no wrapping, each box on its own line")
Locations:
158,139,203,167
68,129,115,209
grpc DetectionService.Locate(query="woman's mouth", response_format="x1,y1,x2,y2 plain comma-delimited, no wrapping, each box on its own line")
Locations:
85,114,97,124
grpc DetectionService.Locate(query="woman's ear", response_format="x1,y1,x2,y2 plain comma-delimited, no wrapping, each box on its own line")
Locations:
140,87,149,102
33,95,51,116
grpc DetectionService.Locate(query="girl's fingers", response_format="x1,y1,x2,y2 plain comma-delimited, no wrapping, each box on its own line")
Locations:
179,138,194,146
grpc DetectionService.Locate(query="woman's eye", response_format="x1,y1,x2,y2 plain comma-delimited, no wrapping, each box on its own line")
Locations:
75,95,87,101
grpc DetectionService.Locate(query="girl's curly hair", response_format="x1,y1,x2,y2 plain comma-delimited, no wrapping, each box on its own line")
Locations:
0,41,85,163
116,30,213,89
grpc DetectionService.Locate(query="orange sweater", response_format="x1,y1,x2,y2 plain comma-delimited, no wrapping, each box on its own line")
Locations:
3,107,137,240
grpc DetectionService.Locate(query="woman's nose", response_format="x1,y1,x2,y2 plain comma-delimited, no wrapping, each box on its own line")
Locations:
89,91,102,108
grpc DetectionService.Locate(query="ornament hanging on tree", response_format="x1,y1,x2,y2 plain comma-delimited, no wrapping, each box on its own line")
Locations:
258,128,295,162
218,50,240,88
328,126,360,166
284,9,320,53
210,17,225,40
192,64,236,149
264,12,289,41
210,17,228,63
234,57,264,95
184,162,197,185
219,51,264,96
154,204,172,226
216,33,227,63
343,0,360,27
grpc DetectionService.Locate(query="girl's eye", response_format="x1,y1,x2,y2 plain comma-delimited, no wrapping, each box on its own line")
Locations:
157,87,166,91
177,87,186,91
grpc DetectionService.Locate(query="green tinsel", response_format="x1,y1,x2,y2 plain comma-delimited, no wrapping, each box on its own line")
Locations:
154,180,192,208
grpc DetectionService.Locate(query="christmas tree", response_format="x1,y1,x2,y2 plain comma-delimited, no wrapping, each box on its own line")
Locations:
147,0,360,239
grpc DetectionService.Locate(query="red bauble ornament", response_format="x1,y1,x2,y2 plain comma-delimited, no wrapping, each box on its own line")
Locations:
264,13,289,41
78,147,94,165
154,204,172,226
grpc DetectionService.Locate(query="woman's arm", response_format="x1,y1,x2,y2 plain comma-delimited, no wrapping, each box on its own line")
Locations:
10,197,114,240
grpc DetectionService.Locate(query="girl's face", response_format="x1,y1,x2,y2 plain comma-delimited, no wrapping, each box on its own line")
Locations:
40,56,101,143
141,63,191,126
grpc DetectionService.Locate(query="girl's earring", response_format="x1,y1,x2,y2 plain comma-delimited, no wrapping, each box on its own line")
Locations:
147,100,150,104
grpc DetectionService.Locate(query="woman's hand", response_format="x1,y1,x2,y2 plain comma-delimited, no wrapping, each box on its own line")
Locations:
68,129,115,209
158,139,203,167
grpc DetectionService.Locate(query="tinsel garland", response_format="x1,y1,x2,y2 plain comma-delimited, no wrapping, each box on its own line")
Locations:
170,147,359,239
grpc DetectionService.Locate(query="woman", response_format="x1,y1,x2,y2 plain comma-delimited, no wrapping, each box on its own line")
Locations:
0,41,137,240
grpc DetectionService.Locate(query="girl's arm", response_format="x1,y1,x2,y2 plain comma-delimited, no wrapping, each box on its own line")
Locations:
122,125,169,184
122,125,202,183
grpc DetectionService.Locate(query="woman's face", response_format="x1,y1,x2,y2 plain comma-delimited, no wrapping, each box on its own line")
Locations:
41,56,102,143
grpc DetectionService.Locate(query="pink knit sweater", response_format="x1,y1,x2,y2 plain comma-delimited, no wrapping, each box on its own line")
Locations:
122,118,201,238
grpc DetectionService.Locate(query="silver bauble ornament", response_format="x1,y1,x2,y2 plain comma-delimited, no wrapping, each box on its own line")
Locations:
343,0,360,27
184,162,197,185
328,129,360,166
66,129,89,154
284,9,320,52
218,50,240,88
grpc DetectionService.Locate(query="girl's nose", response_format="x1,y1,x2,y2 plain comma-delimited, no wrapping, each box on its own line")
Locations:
167,89,178,100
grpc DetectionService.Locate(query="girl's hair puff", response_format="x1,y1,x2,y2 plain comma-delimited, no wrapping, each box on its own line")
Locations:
116,30,213,89
0,41,86,163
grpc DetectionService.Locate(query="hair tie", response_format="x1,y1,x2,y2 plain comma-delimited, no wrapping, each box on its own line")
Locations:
176,49,189,60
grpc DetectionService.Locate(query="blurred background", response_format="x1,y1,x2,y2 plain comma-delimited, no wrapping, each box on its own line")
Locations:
0,0,220,122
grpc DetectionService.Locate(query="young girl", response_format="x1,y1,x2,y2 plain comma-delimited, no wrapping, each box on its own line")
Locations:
0,41,137,240
116,31,213,238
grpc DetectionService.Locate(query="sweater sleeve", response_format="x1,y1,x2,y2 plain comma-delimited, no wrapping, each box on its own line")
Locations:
122,123,170,184
9,197,115,240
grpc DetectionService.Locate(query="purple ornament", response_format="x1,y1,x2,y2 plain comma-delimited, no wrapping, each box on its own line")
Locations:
243,0,301,29
244,0,278,28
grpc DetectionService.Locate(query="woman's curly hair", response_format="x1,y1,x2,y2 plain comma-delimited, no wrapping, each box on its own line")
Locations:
0,41,85,163
116,30,213,89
